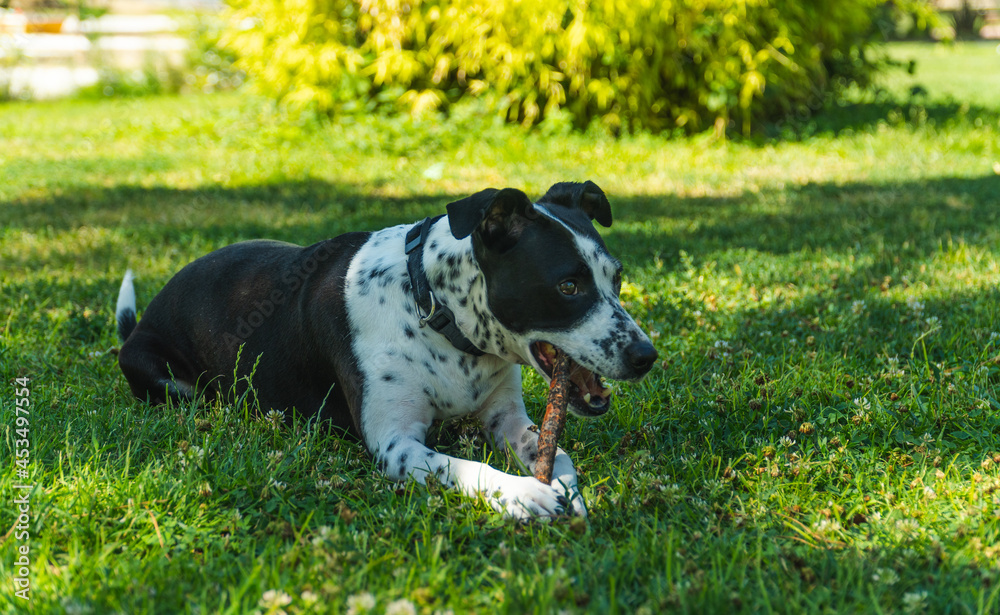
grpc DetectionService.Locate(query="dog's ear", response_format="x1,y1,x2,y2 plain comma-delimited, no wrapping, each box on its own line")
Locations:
538,180,612,227
447,188,535,250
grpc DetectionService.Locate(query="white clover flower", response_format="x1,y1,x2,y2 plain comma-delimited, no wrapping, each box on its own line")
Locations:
882,356,905,378
300,590,319,606
812,518,842,538
906,297,925,315
853,397,871,411
311,525,334,546
269,478,287,491
895,518,920,536
61,599,92,615
902,590,928,613
386,599,418,615
177,445,205,469
851,300,866,315
259,589,292,610
779,436,794,448
346,592,376,615
661,483,683,500
872,567,899,585
265,410,285,427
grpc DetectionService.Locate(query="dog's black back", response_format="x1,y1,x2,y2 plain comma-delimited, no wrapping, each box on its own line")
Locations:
117,235,369,433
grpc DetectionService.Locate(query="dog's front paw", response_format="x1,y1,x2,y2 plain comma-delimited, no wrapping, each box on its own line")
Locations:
490,475,572,521
555,481,587,519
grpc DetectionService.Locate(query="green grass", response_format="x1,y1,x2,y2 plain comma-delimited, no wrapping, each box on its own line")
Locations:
2,42,1000,614
882,41,1000,108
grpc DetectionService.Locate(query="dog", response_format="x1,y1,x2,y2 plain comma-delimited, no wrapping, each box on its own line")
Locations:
115,181,658,519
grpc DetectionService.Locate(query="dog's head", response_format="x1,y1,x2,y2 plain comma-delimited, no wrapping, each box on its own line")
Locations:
447,181,658,417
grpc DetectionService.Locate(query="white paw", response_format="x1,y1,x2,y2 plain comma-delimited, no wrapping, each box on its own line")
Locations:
489,475,586,521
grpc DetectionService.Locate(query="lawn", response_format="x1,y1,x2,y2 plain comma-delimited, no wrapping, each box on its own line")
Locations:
1,41,999,614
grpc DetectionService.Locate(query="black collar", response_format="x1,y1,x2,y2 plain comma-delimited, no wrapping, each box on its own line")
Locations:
405,217,485,357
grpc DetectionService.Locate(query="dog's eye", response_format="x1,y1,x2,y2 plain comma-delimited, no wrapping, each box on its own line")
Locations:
613,271,622,295
558,280,578,296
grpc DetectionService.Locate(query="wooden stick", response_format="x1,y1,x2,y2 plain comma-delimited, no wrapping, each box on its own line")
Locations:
534,351,571,484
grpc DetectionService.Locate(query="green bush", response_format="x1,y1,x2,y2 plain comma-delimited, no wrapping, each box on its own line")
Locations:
221,0,937,134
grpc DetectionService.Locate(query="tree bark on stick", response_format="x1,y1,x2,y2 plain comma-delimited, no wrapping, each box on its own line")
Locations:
534,351,571,484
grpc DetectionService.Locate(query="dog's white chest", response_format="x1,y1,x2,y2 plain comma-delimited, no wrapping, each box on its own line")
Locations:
344,226,515,420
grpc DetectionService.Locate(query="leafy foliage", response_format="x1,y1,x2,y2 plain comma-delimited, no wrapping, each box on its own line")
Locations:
222,0,938,133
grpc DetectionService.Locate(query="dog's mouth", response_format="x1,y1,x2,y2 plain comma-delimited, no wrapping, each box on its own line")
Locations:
530,341,612,417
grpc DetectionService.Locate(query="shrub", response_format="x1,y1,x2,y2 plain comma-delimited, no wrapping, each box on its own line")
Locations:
222,0,937,134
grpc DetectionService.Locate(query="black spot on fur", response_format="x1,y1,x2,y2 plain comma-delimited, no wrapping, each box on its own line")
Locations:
386,438,399,453
382,373,396,382
404,326,415,338
369,265,390,279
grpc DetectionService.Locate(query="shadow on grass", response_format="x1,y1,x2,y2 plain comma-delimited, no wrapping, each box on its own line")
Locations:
757,98,1000,141
3,173,998,263
604,174,1000,268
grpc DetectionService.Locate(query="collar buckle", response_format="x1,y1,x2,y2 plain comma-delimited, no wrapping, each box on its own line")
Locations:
416,291,437,328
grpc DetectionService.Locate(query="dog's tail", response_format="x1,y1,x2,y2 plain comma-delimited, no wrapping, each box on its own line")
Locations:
116,269,138,342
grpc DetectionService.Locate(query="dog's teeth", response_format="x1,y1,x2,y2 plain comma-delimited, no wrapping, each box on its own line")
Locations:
601,386,613,397
583,393,591,404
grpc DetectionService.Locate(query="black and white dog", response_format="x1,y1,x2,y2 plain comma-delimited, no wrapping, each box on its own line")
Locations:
115,181,657,519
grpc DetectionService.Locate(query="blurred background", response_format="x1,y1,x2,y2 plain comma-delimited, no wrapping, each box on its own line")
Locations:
1,0,997,132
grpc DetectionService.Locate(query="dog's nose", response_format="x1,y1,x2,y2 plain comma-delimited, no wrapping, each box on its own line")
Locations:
626,340,658,375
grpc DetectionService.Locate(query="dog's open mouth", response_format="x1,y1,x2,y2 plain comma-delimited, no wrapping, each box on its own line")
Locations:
530,341,612,417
